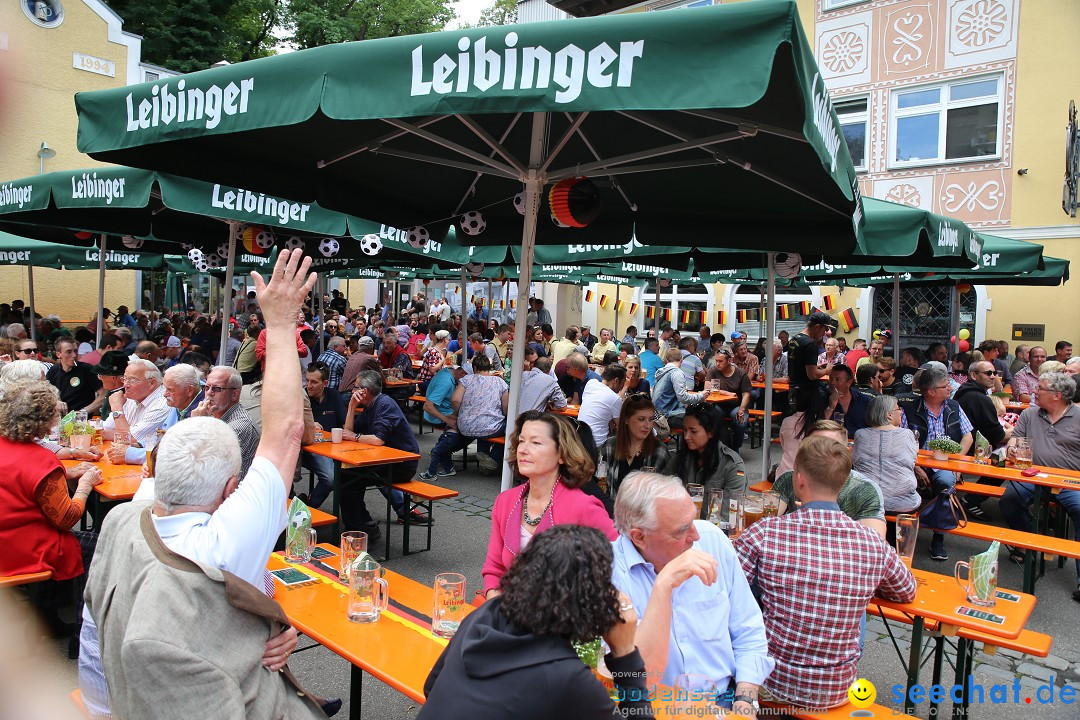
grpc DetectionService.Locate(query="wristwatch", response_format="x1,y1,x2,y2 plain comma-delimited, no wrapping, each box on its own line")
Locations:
111,411,125,419
733,695,759,711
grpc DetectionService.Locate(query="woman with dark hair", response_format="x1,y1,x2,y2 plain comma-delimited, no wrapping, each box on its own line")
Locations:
483,411,617,598
421,525,651,720
662,404,747,498
600,393,668,496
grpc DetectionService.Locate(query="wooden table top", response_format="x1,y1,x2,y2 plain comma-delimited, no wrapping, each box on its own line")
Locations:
704,390,738,404
384,377,422,388
302,440,421,465
915,450,1080,492
554,404,580,417
267,543,465,704
873,568,1034,640
751,379,791,390
62,442,145,501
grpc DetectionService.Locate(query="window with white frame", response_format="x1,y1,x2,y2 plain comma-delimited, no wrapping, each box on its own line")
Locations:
649,0,714,11
835,97,869,171
890,75,1002,167
822,0,869,11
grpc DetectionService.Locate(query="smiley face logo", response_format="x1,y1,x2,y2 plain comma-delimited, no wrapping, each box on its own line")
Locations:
848,678,876,710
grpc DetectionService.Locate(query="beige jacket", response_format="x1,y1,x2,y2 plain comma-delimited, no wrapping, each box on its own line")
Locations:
86,504,326,720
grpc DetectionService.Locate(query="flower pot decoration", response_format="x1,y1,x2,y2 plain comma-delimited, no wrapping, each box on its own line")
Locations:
548,177,601,228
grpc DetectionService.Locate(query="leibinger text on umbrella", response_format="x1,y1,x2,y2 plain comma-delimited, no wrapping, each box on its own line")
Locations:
125,78,255,132
70,173,126,205
84,249,142,266
0,183,33,210
211,184,311,225
0,250,31,264
411,33,644,104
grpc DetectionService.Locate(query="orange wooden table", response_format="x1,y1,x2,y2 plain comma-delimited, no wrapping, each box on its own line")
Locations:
874,568,1035,715
751,379,791,392
62,441,145,527
268,542,468,718
554,404,580,418
384,377,422,389
302,441,421,558
704,390,738,404
1006,401,1030,412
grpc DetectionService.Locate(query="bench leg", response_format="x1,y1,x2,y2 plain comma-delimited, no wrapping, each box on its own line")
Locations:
401,497,434,556
952,638,973,719
350,664,363,720
330,461,342,539
904,618,925,715
929,636,946,719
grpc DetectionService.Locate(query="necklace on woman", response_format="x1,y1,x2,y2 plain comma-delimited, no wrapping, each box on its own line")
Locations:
522,480,558,526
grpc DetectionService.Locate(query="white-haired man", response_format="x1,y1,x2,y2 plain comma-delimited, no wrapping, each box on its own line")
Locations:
611,472,773,716
83,250,324,719
192,365,260,477
102,358,171,452
106,364,205,465
316,335,348,390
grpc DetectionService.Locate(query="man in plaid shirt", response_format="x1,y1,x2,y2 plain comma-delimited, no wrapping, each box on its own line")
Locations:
737,436,916,709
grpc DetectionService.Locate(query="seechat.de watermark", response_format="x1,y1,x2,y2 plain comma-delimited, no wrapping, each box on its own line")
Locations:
889,677,1076,712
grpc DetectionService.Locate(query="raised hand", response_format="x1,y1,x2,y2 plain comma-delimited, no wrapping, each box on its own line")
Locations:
251,249,316,331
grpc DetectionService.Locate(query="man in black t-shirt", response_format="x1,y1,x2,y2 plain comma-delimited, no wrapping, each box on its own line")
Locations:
707,347,753,450
47,336,103,413
788,312,838,413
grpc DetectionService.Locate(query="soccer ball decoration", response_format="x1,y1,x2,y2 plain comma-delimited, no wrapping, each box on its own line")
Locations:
406,226,430,249
217,241,232,258
548,176,601,228
318,238,341,257
773,252,802,280
513,191,527,216
187,247,205,263
121,235,144,249
360,234,383,257
193,257,210,273
205,253,223,270
284,236,305,251
465,262,484,276
255,229,275,249
459,211,487,236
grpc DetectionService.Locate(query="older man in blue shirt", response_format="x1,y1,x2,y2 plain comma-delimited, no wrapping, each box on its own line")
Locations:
611,472,773,716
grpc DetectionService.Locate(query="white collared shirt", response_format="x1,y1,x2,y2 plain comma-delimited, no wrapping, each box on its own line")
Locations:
103,383,171,448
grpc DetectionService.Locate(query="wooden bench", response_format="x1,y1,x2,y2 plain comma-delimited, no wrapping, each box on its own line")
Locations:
392,480,459,555
70,689,91,719
0,570,52,589
868,605,1050,656
954,480,1006,499
747,409,783,449
761,699,892,718
408,394,435,435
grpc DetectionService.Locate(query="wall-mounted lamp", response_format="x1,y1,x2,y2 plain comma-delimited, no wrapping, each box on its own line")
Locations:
1017,168,1029,176
37,141,55,174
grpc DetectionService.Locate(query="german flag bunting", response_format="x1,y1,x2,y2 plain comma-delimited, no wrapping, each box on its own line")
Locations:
778,304,792,320
630,303,639,316
699,311,708,325
737,309,748,324
509,299,515,309
822,294,838,311
646,306,656,319
490,298,497,308
799,300,812,315
839,308,859,333
599,294,609,309
499,299,506,309
680,309,690,324
717,311,727,325
663,308,672,322
616,299,625,313
585,290,594,303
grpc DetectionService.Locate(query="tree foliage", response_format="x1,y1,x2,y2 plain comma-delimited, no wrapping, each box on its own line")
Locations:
476,0,517,27
115,0,455,73
286,0,456,50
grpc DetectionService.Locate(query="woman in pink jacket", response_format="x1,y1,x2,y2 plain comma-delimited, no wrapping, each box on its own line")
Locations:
483,410,617,598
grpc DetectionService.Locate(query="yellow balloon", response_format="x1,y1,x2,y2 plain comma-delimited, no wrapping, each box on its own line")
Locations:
959,329,970,340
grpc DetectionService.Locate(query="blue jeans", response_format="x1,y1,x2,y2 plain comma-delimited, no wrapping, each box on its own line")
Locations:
928,468,957,546
728,406,748,450
1000,483,1080,582
427,430,470,474
300,451,335,508
339,462,412,528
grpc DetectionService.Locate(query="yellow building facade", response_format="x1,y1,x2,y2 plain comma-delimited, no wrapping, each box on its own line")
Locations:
0,0,144,323
572,0,1080,352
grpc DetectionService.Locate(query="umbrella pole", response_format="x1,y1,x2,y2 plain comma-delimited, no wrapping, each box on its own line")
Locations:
761,253,776,482
487,279,493,323
654,282,660,338
96,235,107,348
460,268,467,316
501,112,545,493
219,222,238,360
892,273,901,359
27,266,36,344
758,286,764,344
951,285,960,357
318,274,325,355
614,284,620,339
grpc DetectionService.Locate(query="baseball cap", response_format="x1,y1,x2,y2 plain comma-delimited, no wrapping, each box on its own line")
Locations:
730,330,745,341
357,336,375,350
920,361,948,373
435,329,450,341
808,311,838,328
166,336,182,348
93,351,129,376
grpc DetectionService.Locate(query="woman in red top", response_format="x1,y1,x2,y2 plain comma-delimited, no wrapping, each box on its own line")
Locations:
0,381,103,635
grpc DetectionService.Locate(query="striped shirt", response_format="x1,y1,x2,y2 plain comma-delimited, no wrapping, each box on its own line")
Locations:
316,348,347,390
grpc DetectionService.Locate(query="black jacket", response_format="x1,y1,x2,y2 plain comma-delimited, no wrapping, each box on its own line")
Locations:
953,380,1005,447
898,395,969,446
420,597,653,720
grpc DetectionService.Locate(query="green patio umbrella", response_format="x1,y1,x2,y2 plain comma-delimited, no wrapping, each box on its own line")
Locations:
162,272,187,313
75,0,941,487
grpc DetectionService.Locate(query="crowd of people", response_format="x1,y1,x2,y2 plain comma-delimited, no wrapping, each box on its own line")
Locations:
2,262,1079,718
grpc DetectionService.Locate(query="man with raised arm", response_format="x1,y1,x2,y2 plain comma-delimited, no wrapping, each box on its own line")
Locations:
83,250,326,720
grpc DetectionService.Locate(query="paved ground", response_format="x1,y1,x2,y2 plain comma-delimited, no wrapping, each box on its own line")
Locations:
24,424,1080,718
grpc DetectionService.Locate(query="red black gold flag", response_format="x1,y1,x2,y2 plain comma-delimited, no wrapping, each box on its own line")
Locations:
509,299,516,309
822,294,838,311
778,304,792,320
700,311,708,325
585,290,594,303
663,308,672,322
646,306,656,319
680,310,690,324
616,299,625,312
600,294,609,308
839,308,859,332
630,303,639,315
737,309,748,324
717,311,727,325
799,301,812,315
